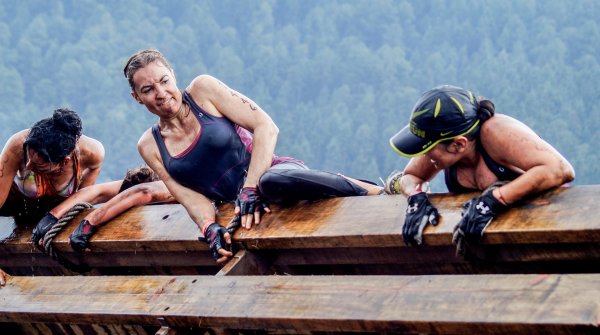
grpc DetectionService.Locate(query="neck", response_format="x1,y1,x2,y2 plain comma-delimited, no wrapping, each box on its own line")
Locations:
455,140,479,167
159,102,190,130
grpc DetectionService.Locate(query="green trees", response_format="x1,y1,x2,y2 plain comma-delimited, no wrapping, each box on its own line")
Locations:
0,0,598,186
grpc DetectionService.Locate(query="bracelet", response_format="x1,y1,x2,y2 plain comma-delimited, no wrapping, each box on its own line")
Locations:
496,187,508,206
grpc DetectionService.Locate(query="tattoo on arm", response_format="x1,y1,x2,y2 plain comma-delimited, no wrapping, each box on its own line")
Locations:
229,90,258,111
218,80,258,111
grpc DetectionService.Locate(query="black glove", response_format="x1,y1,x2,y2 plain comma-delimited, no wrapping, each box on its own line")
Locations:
452,190,507,255
235,187,269,216
32,212,59,248
69,219,98,253
402,192,439,246
198,223,231,260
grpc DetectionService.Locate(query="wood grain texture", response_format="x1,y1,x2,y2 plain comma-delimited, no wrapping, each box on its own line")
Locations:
0,274,598,334
0,186,598,275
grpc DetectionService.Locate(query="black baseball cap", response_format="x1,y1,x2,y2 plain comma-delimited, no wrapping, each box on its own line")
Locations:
390,85,480,157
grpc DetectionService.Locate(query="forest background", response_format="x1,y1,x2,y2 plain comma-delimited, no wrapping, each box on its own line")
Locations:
1,0,598,191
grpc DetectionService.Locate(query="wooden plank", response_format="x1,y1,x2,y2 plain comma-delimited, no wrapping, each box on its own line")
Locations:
0,186,598,275
0,274,598,334
234,185,600,248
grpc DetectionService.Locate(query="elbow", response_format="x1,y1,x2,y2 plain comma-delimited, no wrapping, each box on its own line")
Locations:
545,160,575,187
267,120,279,139
562,162,575,184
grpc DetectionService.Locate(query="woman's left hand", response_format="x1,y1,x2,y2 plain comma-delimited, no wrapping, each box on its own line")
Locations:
234,187,270,229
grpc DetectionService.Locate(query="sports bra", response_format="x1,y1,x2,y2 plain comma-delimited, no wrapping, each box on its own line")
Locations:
14,147,82,199
444,144,522,193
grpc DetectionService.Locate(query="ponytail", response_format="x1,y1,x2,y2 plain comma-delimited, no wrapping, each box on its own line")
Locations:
477,99,496,123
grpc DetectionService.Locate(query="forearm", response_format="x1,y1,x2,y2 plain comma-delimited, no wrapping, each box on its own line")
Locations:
49,181,120,218
494,164,571,205
243,124,278,187
399,173,429,196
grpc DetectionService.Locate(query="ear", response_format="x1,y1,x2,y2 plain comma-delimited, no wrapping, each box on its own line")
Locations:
61,155,72,166
453,137,469,152
131,92,143,104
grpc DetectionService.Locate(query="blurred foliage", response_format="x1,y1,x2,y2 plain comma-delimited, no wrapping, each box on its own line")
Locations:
0,0,598,190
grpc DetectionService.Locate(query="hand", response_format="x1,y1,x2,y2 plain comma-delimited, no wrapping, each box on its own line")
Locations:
32,212,59,248
452,190,507,255
69,219,98,253
234,187,270,229
199,223,233,264
402,192,439,246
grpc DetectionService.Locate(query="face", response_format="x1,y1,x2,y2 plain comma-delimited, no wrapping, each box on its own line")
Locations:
131,61,181,118
25,147,65,175
424,141,462,170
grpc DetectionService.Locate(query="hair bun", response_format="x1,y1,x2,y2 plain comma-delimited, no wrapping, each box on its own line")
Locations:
52,108,82,138
477,99,496,122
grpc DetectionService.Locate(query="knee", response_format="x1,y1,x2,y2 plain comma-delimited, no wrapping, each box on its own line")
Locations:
258,170,291,203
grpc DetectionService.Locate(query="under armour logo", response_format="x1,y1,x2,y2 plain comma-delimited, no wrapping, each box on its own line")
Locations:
407,203,419,214
476,201,490,215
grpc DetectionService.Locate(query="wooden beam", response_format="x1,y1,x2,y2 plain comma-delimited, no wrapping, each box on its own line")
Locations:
1,186,599,275
0,274,598,334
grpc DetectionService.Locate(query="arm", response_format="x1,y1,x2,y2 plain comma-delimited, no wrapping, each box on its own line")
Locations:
0,131,27,208
138,131,232,263
399,156,441,196
84,181,173,226
481,115,575,205
48,181,122,218
187,75,277,227
77,135,105,188
187,75,279,189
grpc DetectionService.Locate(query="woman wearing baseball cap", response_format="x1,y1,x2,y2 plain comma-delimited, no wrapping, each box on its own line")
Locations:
386,85,575,253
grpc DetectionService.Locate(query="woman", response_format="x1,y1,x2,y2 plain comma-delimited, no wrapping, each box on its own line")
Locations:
386,85,575,251
123,49,382,264
0,108,104,285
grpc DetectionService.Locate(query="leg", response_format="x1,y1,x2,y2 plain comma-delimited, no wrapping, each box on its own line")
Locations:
258,162,373,205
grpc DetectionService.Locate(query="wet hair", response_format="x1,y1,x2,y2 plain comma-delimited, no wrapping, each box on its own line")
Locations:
118,165,160,193
123,49,174,90
24,108,82,164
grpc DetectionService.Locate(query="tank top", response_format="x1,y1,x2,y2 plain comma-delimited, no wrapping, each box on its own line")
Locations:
13,147,82,199
444,144,522,193
152,91,299,202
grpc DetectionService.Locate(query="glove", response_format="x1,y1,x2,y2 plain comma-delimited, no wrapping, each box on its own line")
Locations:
452,188,507,255
69,219,98,253
235,187,269,216
32,212,59,248
402,192,439,246
198,223,231,260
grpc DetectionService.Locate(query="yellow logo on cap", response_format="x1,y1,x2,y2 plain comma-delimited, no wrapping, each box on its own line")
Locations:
410,123,426,139
411,108,429,120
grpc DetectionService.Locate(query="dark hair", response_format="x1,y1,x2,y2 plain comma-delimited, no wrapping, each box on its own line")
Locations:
118,165,160,193
439,98,495,144
123,49,174,90
476,98,496,122
24,108,82,164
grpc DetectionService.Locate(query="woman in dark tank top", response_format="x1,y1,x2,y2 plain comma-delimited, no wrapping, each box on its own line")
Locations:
123,49,383,264
385,85,574,250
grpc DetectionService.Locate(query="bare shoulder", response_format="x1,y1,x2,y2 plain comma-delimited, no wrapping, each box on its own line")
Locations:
137,128,159,159
480,114,539,143
78,135,105,167
187,74,221,97
2,129,29,159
